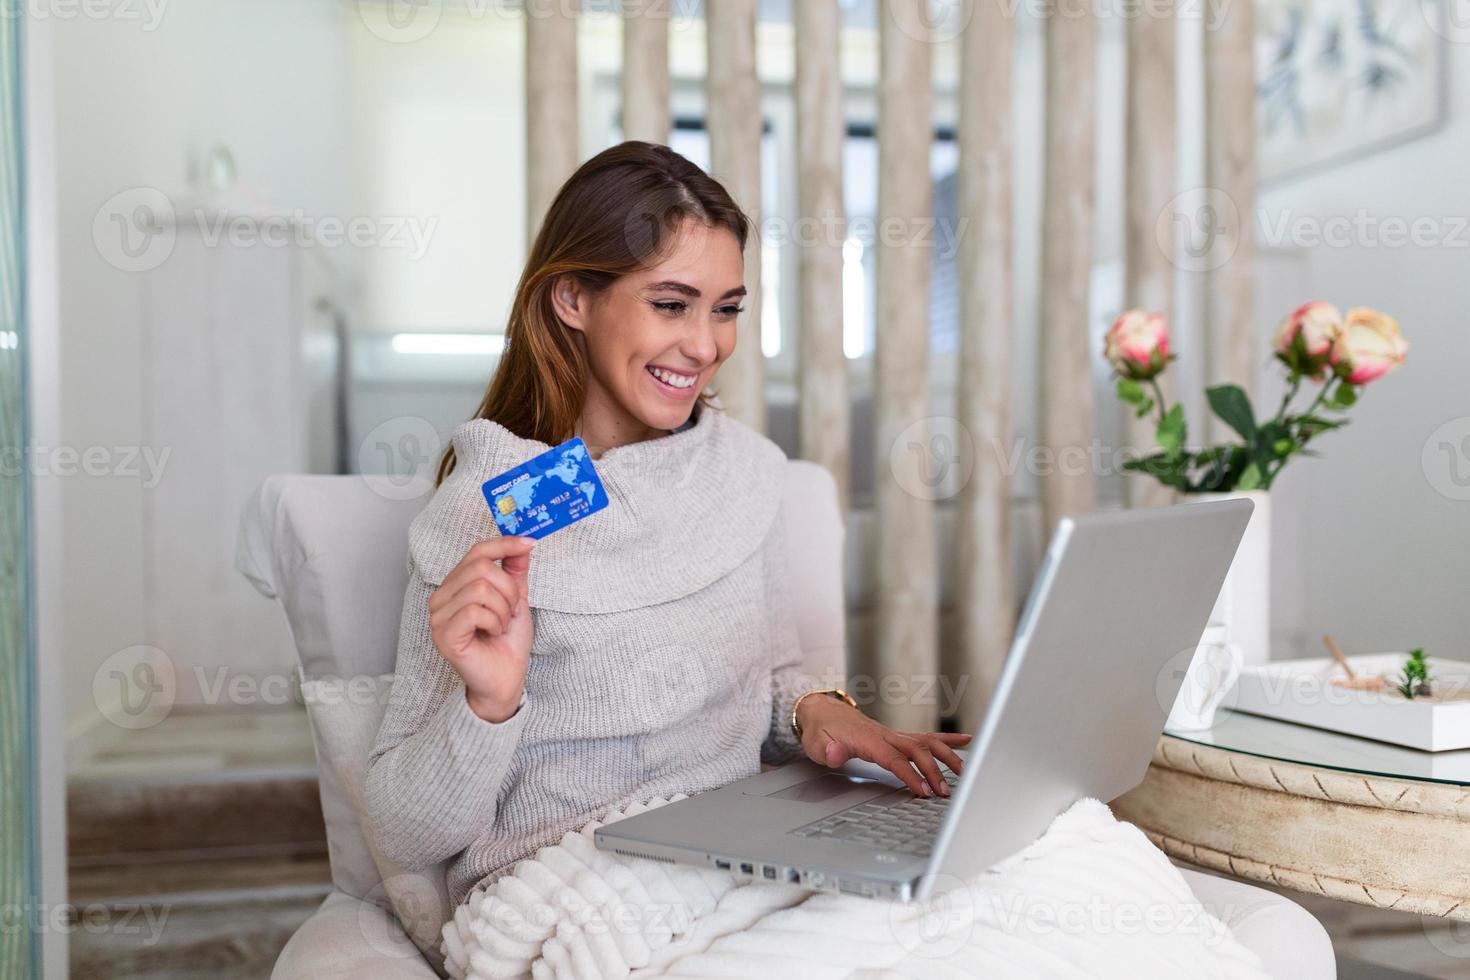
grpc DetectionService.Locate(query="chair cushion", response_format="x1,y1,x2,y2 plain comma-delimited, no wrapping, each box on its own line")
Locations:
302,675,450,969
272,890,442,980
1178,867,1336,980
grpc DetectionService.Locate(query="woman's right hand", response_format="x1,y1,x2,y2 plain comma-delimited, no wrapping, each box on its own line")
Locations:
428,536,537,723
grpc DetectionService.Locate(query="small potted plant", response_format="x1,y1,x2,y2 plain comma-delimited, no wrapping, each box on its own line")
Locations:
1103,304,1408,662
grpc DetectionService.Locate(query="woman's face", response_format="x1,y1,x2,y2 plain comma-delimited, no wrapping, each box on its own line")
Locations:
555,218,745,439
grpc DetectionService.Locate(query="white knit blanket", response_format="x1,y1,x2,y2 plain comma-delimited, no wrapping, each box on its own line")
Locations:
443,796,1268,980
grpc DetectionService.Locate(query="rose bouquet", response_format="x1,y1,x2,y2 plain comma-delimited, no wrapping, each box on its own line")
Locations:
1105,304,1408,492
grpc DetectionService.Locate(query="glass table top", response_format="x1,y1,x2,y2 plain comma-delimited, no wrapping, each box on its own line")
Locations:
1163,709,1470,787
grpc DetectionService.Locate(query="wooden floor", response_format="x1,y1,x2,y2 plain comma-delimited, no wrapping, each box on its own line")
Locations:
68,706,331,979
67,705,1470,978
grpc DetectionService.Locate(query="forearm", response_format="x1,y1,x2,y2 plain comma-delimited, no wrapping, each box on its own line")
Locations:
364,567,527,869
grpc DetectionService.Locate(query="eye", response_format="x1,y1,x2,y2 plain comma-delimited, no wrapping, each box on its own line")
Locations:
651,300,688,315
714,304,745,319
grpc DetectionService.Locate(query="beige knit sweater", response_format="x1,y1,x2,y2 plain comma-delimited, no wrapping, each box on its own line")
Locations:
364,402,822,907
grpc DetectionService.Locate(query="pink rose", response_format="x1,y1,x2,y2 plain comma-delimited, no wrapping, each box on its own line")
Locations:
1104,310,1170,380
1272,302,1342,376
1329,308,1408,384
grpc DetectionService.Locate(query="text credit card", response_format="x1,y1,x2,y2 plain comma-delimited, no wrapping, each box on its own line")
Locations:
481,436,608,539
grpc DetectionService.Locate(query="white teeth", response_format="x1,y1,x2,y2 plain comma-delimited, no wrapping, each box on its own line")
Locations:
649,366,696,389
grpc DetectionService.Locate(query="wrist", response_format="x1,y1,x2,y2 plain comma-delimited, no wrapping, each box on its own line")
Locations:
791,688,858,740
465,687,522,724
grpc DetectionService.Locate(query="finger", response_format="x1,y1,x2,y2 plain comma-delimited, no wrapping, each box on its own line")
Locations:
892,736,949,796
918,735,966,776
477,535,535,595
437,537,536,605
463,535,537,563
852,739,928,797
439,602,505,655
501,546,534,601
435,577,514,629
433,559,518,615
900,731,971,769
434,554,518,609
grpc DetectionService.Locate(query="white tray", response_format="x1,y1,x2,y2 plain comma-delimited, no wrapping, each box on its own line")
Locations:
1230,653,1470,752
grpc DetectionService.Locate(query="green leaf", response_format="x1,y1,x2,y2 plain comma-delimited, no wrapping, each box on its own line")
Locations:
1236,461,1263,491
1134,398,1155,418
1331,383,1358,408
1116,378,1145,404
1206,384,1257,441
1128,451,1192,490
1273,438,1293,455
1156,404,1186,457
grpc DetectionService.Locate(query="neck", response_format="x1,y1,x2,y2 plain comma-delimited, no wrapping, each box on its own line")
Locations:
575,384,671,460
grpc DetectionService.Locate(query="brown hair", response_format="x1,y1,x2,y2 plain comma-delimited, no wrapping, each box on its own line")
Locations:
434,140,750,486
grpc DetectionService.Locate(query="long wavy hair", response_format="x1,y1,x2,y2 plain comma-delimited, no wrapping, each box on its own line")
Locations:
434,141,750,487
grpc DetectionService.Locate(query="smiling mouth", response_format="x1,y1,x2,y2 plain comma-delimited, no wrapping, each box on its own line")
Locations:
646,365,699,392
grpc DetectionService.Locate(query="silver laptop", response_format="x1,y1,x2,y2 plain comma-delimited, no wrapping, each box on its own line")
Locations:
594,498,1252,902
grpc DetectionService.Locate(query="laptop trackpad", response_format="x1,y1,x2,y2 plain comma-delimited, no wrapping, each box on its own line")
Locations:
763,773,896,807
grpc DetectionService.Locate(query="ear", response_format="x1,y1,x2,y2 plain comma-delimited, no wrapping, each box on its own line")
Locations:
549,275,590,334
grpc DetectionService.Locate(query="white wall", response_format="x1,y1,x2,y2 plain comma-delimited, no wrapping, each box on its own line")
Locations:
1253,43,1470,659
51,0,352,740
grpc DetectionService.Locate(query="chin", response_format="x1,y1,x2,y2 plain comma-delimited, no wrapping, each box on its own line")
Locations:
641,401,694,432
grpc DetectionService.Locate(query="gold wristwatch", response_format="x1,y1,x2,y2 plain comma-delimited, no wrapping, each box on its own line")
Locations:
790,688,858,740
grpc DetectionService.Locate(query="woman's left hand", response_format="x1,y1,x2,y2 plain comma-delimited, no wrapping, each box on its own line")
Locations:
795,694,972,798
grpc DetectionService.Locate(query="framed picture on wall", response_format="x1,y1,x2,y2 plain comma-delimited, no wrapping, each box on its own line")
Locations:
1255,0,1446,182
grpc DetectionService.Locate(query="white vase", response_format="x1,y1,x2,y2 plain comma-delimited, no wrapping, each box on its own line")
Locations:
1194,489,1271,665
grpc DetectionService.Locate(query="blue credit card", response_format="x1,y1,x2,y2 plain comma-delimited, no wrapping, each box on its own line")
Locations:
481,436,608,539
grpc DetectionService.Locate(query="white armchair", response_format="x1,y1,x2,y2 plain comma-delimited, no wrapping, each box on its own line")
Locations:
236,462,1334,979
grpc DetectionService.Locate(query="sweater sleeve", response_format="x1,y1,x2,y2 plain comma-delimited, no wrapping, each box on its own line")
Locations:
760,511,828,765
364,560,528,870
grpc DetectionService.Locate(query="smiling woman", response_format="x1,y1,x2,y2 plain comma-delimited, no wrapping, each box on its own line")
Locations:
364,141,970,917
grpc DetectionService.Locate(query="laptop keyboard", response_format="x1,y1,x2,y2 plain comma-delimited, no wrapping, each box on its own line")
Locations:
788,770,960,857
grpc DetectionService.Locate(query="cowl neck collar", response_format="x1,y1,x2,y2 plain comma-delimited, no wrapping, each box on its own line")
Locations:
408,402,787,614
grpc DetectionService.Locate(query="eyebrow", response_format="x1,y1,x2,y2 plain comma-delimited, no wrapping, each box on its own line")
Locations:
643,280,747,300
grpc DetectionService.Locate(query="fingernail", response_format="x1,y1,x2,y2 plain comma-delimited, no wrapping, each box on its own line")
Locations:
939,783,950,796
921,784,932,797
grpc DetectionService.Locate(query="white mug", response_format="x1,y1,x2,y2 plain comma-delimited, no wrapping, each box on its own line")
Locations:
1166,637,1244,733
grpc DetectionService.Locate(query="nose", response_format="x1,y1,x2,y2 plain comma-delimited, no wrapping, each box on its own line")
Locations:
681,311,720,367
